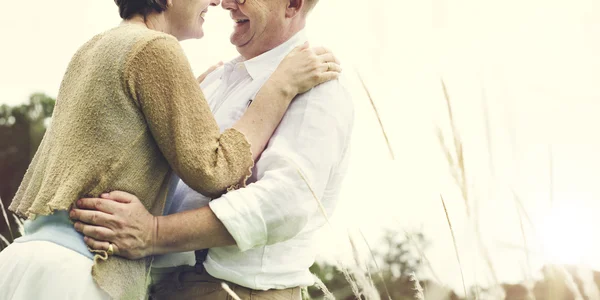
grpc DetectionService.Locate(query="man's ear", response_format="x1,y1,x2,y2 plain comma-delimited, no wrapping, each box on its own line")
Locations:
286,0,305,18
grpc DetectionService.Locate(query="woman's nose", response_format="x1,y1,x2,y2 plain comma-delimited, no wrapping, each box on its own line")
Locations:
210,0,221,6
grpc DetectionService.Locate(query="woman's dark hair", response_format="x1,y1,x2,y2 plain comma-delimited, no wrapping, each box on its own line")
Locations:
114,0,168,19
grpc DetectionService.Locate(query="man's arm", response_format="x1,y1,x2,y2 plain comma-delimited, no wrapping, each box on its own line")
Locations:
159,78,354,253
71,191,235,259
71,79,353,258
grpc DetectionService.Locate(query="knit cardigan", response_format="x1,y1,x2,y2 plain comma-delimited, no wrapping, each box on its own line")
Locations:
9,23,253,299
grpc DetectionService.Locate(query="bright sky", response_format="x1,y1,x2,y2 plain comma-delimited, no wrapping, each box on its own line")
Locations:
2,0,600,296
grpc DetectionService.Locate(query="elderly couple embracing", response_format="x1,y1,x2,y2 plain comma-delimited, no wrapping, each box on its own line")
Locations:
0,0,353,299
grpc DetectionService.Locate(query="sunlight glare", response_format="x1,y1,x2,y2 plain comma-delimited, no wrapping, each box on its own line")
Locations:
539,201,594,266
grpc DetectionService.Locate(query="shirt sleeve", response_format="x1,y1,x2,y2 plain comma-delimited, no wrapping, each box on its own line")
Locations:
124,36,253,198
209,79,354,251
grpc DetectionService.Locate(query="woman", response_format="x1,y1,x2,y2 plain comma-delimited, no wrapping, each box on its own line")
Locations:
0,0,341,299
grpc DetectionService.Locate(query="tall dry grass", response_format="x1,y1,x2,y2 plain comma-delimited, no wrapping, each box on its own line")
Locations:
436,79,600,300
440,195,467,298
404,230,442,285
293,160,381,300
410,272,425,300
299,71,402,300
0,195,14,242
0,232,9,247
355,230,389,300
437,79,500,293
221,283,243,300
313,274,336,300
349,233,382,300
356,71,395,160
0,196,24,248
0,195,25,245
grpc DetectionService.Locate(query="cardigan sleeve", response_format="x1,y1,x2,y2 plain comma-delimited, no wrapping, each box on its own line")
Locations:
123,36,253,198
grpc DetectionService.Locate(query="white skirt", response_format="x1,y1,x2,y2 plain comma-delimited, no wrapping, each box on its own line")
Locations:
0,240,111,300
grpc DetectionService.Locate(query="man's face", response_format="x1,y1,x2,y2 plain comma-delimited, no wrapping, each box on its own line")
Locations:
221,0,289,59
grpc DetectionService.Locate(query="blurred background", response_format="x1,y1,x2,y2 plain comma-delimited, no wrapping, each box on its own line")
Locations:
2,0,600,299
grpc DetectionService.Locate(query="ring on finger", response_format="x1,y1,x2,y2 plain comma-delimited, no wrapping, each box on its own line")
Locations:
107,243,115,256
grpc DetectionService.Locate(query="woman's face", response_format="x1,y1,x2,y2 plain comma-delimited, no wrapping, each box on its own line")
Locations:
166,0,221,40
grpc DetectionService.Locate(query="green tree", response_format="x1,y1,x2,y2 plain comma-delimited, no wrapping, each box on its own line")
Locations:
307,230,455,300
0,93,55,246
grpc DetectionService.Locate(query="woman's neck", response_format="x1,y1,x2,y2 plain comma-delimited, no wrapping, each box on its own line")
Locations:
123,14,175,39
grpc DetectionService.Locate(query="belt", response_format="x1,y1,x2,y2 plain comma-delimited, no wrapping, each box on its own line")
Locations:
150,249,209,284
194,249,209,273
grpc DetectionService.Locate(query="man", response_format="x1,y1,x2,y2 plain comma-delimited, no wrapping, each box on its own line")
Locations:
71,0,353,298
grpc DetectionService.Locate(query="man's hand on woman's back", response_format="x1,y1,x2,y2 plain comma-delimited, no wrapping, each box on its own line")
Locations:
69,191,156,260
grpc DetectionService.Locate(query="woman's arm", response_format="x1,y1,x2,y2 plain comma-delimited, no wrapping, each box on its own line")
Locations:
127,37,339,198
232,43,341,158
127,36,253,198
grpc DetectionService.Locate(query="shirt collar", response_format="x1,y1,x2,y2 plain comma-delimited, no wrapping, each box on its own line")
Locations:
235,29,308,80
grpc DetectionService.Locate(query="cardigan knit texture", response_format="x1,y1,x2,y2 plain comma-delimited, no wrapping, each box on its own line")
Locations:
9,23,253,299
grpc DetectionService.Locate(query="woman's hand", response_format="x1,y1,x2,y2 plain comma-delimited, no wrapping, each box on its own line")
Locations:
69,191,156,260
270,42,342,96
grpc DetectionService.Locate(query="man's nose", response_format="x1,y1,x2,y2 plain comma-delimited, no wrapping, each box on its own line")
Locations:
210,0,220,6
221,0,238,10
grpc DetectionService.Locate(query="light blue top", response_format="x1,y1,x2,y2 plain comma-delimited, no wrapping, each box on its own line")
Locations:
14,175,180,260
14,210,94,259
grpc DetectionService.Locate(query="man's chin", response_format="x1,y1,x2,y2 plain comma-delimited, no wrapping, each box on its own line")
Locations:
231,36,250,47
230,30,254,47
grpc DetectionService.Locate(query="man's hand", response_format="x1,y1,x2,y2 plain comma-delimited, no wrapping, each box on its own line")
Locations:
69,191,156,260
196,61,223,84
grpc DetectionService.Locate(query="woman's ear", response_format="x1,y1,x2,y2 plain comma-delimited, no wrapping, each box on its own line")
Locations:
286,0,305,18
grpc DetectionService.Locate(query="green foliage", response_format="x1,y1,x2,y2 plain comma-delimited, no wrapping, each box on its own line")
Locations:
378,229,425,280
309,261,350,298
308,230,442,300
0,93,55,247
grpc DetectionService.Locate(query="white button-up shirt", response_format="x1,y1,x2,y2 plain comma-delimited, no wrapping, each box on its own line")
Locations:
153,30,354,290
